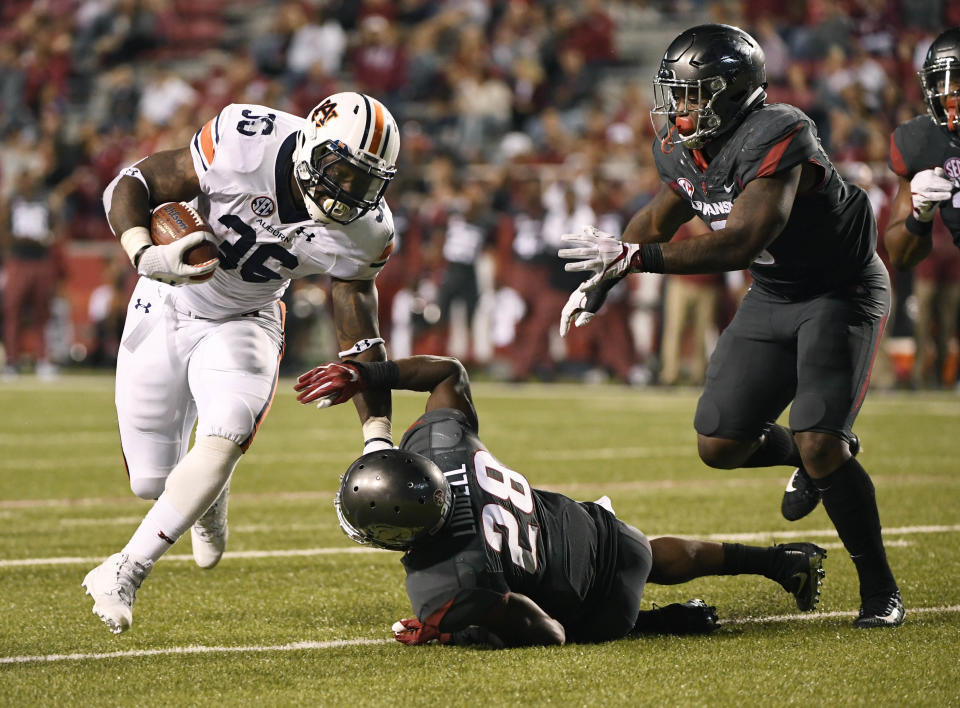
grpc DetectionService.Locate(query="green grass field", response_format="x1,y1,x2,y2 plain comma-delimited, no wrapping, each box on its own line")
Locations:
1,374,958,706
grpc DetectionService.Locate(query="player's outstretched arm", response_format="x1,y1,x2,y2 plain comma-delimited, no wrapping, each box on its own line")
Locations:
295,355,479,431
330,277,392,446
621,183,696,244
884,175,936,269
657,164,802,273
556,187,694,336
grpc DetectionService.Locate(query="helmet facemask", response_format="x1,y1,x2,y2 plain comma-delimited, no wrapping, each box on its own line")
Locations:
919,58,960,132
651,76,727,149
293,93,400,225
295,140,395,225
651,24,768,151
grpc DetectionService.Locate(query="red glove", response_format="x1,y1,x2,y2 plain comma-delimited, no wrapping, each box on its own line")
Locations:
391,618,452,646
294,362,366,408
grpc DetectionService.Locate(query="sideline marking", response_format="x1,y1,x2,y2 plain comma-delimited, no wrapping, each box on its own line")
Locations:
3,606,958,665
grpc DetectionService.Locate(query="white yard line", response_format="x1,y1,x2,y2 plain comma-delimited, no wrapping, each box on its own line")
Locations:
3,605,958,665
8,470,955,511
698,523,960,542
722,604,960,625
0,546,387,568
2,525,955,568
0,638,389,665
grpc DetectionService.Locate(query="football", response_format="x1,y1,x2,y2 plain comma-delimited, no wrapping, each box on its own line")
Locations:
150,201,219,282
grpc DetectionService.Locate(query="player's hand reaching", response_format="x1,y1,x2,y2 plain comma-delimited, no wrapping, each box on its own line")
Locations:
559,226,643,289
136,231,219,285
392,618,452,645
910,167,954,222
294,362,366,408
559,278,618,337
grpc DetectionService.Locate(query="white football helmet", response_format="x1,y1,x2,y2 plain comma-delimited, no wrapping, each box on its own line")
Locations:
294,92,400,225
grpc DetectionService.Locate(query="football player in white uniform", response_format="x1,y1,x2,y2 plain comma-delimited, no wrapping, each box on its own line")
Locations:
83,93,401,633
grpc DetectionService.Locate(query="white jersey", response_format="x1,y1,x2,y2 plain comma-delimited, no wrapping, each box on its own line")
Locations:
169,103,395,319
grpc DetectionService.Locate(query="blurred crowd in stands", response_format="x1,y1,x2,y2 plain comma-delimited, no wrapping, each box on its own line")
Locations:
1,0,958,388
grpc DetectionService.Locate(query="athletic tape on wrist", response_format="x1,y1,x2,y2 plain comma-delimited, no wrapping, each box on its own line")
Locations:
120,226,153,266
362,416,393,453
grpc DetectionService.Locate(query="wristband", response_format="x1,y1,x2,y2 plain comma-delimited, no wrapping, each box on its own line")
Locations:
905,213,933,237
638,243,665,273
338,337,385,358
352,360,400,389
119,226,153,266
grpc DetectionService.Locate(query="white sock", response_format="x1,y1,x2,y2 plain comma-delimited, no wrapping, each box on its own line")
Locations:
121,494,191,563
120,436,242,563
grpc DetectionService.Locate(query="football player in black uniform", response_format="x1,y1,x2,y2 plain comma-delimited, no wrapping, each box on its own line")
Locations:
294,355,826,647
885,27,960,270
557,24,902,628
785,30,960,520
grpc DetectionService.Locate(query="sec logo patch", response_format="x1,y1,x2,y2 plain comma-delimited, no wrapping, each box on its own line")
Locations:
944,157,960,182
251,196,275,217
677,177,695,198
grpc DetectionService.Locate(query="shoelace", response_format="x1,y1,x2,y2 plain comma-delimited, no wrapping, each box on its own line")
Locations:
111,555,148,603
195,499,227,539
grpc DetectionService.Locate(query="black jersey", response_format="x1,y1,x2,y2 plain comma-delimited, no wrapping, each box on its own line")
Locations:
652,103,876,299
398,409,620,633
889,115,960,247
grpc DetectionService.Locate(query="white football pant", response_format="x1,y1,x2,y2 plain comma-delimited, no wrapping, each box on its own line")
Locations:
116,278,284,499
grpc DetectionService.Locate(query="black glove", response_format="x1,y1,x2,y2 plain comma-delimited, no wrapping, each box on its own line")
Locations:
632,598,719,635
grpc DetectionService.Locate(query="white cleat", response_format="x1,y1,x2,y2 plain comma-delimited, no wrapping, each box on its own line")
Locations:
82,552,153,634
191,483,229,569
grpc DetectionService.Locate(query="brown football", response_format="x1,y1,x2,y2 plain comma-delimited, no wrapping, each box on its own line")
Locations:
150,201,219,282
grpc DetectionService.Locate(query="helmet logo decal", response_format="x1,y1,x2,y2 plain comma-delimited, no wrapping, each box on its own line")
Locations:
433,488,445,506
250,196,275,217
312,99,339,127
944,157,960,181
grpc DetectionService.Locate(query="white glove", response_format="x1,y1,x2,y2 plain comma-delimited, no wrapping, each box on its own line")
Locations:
558,226,641,289
910,167,954,222
136,231,219,285
559,277,620,337
559,282,595,338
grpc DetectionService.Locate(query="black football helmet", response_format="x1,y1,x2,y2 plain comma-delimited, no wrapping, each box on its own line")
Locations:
335,449,453,551
918,27,960,133
651,24,767,149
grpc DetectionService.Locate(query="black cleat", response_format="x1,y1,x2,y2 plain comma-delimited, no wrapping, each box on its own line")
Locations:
632,599,720,635
781,467,820,521
853,590,905,628
773,542,826,611
781,435,859,522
